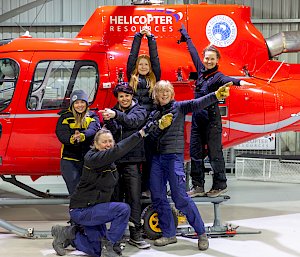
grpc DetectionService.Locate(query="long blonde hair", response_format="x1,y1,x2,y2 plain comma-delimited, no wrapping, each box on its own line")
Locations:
129,55,156,95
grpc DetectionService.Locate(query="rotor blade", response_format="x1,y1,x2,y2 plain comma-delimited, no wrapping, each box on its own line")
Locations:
0,0,54,24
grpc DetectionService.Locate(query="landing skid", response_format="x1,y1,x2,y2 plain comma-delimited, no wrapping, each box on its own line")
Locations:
0,175,68,198
0,197,69,239
176,195,261,238
0,194,261,239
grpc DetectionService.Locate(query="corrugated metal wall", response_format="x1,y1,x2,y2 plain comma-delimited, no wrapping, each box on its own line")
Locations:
1,0,300,59
1,0,300,61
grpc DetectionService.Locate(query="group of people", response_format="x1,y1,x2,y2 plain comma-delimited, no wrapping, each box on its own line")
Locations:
52,25,253,257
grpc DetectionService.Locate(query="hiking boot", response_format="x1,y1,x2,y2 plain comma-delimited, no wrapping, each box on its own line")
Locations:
187,186,205,197
129,225,151,249
154,236,177,246
51,225,76,256
206,187,228,198
101,238,119,257
198,233,209,251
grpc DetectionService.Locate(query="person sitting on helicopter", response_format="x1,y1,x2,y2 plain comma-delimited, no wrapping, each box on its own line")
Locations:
127,25,161,198
51,114,173,257
55,89,100,195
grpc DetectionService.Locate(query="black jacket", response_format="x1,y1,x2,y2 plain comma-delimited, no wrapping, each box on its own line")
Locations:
69,131,144,209
127,32,161,113
55,109,100,161
104,99,147,163
148,93,218,154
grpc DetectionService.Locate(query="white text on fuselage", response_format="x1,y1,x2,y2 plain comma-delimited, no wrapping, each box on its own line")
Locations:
109,15,174,33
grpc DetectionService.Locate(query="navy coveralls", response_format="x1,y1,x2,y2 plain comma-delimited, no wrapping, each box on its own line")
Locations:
185,38,241,189
69,132,144,257
148,92,218,238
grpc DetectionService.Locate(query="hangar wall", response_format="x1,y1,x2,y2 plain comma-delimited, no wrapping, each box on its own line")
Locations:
1,0,300,62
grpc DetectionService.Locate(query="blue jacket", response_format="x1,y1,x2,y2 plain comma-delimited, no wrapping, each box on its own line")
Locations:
148,92,218,154
186,37,241,125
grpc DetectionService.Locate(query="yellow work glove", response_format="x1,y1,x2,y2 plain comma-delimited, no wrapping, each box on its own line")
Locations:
78,133,86,142
158,113,173,130
215,82,232,100
70,135,76,144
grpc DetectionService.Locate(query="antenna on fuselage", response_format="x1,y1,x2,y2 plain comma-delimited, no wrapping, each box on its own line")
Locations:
131,0,164,5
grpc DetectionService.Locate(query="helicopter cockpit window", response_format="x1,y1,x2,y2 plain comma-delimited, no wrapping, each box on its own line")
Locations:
0,58,19,111
28,60,98,110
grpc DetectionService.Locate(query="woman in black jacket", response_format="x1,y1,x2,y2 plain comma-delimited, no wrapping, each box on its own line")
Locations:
101,83,150,249
127,25,161,198
55,89,100,195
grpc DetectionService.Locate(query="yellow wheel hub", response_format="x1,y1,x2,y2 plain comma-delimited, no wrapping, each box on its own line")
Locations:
149,213,161,233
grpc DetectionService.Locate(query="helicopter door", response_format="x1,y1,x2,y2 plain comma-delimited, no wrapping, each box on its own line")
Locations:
5,52,109,176
0,58,21,168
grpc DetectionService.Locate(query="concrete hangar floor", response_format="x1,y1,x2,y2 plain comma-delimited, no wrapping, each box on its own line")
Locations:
0,175,299,257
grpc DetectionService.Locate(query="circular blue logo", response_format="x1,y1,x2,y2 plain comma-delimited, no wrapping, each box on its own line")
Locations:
206,15,237,47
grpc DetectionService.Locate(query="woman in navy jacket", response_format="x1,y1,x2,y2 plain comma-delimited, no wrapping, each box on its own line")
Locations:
147,80,230,250
179,25,255,198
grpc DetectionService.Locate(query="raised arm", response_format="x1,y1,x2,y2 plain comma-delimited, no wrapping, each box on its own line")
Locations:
147,34,161,81
85,131,144,168
179,24,205,73
178,84,230,114
127,32,143,80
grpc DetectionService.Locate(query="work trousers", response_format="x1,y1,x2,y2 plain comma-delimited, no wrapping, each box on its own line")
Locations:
117,163,142,226
149,153,205,238
190,111,227,189
60,159,83,195
70,202,130,257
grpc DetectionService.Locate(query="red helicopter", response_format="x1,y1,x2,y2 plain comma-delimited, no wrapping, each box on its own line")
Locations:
1,2,300,196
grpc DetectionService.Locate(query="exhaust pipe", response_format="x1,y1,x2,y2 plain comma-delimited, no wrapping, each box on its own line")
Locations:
266,31,300,57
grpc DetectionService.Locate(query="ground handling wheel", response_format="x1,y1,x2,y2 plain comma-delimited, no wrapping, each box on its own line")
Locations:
141,204,178,240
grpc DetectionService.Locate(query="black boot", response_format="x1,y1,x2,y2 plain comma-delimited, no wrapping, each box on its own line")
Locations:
113,239,126,256
51,225,76,256
101,238,119,257
128,225,151,249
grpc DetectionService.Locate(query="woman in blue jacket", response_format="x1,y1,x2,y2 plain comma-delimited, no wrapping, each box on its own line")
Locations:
147,80,230,250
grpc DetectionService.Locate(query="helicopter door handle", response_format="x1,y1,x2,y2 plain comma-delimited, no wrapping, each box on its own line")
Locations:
0,112,11,118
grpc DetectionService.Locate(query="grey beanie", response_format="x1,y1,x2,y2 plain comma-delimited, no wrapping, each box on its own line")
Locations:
70,90,88,106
